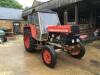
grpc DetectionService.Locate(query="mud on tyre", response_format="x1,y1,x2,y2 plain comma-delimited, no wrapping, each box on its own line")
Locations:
24,28,37,52
42,45,57,68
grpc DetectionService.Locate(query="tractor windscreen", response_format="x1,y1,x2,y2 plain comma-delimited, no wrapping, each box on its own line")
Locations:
38,12,60,34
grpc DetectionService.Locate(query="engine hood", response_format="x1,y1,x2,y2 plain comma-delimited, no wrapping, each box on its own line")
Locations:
47,25,71,33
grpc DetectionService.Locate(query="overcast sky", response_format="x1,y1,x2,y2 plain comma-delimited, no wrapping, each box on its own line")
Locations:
16,0,49,8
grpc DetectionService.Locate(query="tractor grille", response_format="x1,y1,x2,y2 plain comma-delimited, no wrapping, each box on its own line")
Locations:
71,26,80,34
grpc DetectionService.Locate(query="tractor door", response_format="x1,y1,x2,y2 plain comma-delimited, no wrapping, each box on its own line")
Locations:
32,13,41,40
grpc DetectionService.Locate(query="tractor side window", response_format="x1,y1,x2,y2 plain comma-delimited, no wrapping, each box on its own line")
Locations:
28,15,32,24
33,14,39,25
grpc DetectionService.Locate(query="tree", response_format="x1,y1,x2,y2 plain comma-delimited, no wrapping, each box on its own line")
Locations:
0,0,22,9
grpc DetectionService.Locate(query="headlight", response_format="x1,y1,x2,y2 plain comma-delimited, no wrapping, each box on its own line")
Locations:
76,38,80,42
52,34,55,37
72,39,75,43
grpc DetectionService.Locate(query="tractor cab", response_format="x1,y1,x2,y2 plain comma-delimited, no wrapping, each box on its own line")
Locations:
27,10,61,41
27,10,79,41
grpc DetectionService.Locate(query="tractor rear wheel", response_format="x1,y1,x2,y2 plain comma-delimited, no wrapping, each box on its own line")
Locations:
42,45,57,68
68,44,85,59
24,29,37,52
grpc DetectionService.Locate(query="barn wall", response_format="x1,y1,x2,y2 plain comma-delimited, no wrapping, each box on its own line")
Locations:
20,21,26,33
0,20,13,30
0,20,25,33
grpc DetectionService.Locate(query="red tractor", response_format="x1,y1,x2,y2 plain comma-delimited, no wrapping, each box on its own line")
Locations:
23,10,85,68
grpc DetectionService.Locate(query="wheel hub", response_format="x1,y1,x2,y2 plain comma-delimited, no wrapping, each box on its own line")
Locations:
69,45,81,55
43,50,51,64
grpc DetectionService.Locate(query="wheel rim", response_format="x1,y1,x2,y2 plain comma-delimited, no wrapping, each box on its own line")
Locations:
69,45,81,56
43,50,52,64
71,50,80,55
24,35,30,48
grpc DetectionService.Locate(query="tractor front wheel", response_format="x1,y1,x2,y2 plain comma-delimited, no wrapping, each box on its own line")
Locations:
42,45,57,68
68,44,85,59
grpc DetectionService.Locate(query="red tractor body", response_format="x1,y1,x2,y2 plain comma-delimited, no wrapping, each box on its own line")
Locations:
23,10,85,68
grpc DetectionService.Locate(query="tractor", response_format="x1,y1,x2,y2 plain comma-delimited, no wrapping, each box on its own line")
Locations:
23,10,85,68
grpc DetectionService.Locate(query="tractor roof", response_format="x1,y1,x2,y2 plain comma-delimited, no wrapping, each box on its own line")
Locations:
36,9,56,13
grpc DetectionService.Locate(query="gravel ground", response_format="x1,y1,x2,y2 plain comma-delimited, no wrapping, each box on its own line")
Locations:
0,35,100,75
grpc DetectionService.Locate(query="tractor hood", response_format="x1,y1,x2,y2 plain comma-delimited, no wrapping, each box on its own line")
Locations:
47,25,71,33
47,25,80,34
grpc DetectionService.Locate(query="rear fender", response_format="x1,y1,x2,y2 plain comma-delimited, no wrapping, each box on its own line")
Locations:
24,24,37,39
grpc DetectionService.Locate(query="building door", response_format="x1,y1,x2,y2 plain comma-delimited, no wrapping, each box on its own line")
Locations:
13,22,20,34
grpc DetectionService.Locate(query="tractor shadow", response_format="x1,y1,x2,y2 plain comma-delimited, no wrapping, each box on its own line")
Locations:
23,46,100,75
56,51,100,75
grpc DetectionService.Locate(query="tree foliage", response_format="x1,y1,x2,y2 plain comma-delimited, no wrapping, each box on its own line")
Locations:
0,0,22,9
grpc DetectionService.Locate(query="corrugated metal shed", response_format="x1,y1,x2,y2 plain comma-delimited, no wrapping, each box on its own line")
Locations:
22,0,82,17
35,0,82,11
22,0,100,17
0,7,23,20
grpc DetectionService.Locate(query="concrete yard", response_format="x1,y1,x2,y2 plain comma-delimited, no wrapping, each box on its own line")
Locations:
0,35,100,75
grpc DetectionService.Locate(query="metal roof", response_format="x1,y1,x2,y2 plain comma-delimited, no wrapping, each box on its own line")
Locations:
0,7,23,20
35,0,82,11
22,0,82,17
22,0,100,17
32,0,42,7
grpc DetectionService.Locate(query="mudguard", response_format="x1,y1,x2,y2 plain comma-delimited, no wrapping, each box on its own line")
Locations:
24,24,37,39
